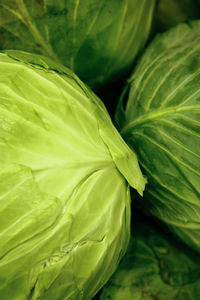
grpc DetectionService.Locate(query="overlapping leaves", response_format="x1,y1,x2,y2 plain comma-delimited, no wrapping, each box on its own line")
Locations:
118,21,200,252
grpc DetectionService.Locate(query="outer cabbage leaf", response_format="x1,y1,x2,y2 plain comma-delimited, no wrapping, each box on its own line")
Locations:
155,0,200,32
0,50,146,300
99,215,200,300
118,21,200,252
0,0,156,88
0,164,129,300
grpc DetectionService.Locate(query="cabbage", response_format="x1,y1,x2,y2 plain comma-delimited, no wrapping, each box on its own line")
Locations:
0,0,156,88
0,163,129,300
0,50,146,300
117,21,200,252
99,215,200,300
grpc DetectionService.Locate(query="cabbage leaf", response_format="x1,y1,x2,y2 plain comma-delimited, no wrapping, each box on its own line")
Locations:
0,163,131,300
118,21,200,252
99,215,200,300
0,0,156,88
0,50,146,300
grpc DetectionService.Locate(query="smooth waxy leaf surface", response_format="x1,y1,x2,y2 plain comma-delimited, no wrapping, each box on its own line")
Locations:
0,50,146,300
0,164,130,300
0,50,146,199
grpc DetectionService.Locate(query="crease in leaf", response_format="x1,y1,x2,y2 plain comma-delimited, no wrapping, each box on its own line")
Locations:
0,50,145,300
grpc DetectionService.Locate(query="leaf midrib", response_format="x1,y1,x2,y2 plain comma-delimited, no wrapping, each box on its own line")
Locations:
121,105,200,135
4,0,60,62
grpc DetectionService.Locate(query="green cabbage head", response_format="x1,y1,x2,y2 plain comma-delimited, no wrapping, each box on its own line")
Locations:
0,0,156,88
0,50,146,300
116,21,200,253
100,215,200,300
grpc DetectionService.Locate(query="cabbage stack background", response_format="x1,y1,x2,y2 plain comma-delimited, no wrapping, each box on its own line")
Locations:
0,0,155,88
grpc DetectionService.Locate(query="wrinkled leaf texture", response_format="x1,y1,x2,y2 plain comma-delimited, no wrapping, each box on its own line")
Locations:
118,21,200,252
100,215,200,300
0,50,146,300
0,0,156,88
